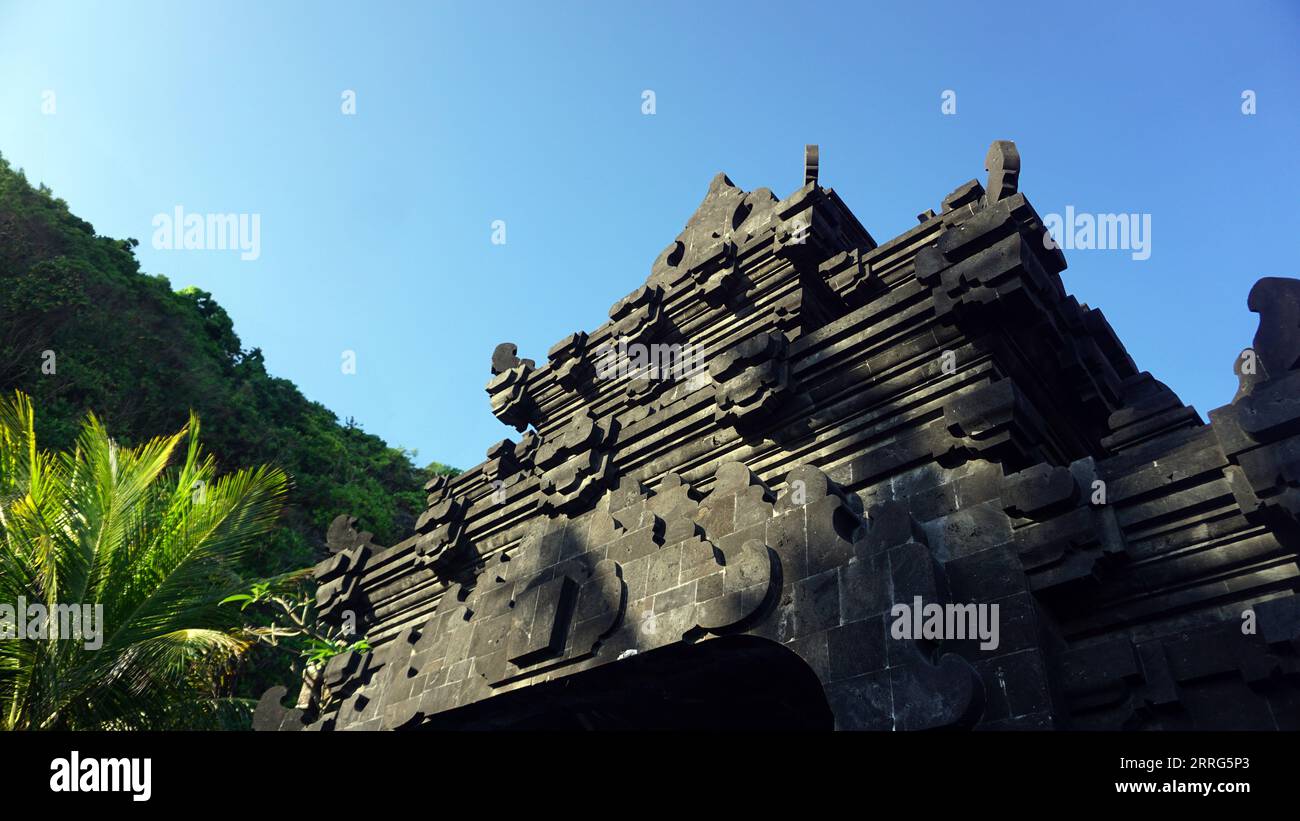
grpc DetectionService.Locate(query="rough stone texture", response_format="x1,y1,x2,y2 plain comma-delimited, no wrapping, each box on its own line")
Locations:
254,142,1300,732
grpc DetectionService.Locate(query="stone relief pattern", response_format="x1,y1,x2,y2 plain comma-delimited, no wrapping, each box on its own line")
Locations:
254,141,1300,732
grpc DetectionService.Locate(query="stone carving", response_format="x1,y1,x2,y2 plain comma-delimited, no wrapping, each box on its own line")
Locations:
649,172,782,297
1243,276,1300,386
773,204,818,262
939,379,1046,468
985,139,1020,203
251,685,304,732
486,342,536,432
482,439,520,485
1212,277,1300,530
259,141,1300,732
424,472,452,505
315,515,374,627
413,495,471,574
534,409,617,513
819,247,875,306
608,285,666,347
326,513,372,555
1100,373,1201,454
491,341,534,375
710,331,796,430
942,179,985,213
546,331,591,391
690,237,740,306
514,429,543,472
507,555,625,669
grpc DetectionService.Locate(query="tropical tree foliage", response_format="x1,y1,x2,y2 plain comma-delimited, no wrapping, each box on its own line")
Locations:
0,152,438,575
0,391,287,729
0,153,460,710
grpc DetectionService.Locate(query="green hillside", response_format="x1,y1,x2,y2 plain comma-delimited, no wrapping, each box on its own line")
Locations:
0,153,455,713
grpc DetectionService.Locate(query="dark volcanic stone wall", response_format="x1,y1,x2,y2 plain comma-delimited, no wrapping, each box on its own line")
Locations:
256,142,1300,731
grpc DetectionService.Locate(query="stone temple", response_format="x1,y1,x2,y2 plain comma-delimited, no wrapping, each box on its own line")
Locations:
255,141,1300,731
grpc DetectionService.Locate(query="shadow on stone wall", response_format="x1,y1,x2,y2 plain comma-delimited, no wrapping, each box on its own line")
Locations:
417,634,832,731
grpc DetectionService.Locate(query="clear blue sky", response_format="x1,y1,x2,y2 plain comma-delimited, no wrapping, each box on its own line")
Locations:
1,1,1296,470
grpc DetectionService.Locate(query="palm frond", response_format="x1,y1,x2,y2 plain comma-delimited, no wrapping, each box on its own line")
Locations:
0,392,292,730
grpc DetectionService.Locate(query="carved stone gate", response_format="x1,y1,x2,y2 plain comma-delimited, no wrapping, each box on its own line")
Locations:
256,142,1300,731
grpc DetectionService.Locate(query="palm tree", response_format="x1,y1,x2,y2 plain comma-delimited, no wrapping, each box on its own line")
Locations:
0,390,288,729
